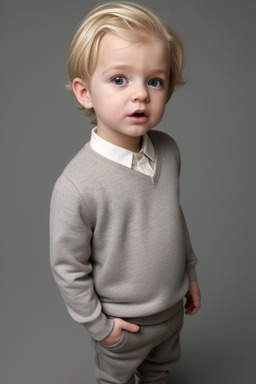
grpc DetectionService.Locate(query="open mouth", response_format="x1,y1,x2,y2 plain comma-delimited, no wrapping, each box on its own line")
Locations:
128,111,149,123
131,111,148,117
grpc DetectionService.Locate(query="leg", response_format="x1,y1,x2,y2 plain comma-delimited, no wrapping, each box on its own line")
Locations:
91,319,171,384
92,330,140,384
136,308,184,384
91,307,183,384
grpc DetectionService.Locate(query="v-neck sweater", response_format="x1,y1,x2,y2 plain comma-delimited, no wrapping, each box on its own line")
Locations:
90,127,156,176
50,130,197,341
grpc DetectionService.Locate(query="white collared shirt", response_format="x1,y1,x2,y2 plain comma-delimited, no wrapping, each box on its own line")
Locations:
90,127,155,177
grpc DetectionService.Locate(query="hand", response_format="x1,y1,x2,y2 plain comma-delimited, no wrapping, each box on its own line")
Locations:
185,281,201,316
100,318,139,346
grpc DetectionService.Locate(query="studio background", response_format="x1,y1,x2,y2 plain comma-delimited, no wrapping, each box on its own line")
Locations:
1,0,255,383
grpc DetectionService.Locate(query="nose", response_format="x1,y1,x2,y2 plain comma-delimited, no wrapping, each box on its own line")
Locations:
131,82,149,103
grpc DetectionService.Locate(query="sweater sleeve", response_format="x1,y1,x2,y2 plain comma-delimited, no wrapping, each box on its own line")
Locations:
49,174,114,340
171,135,198,282
180,207,198,282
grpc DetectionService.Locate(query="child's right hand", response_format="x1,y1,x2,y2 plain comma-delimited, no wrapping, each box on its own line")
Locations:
100,318,139,346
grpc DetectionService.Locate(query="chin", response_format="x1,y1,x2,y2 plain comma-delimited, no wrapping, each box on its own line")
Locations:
126,126,152,137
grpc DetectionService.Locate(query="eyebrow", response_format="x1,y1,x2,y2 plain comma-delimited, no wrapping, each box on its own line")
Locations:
102,64,131,75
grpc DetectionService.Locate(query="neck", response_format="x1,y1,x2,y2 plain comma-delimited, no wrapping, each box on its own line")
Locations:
96,128,142,153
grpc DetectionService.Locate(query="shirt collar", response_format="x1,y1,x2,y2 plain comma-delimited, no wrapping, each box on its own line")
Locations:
90,127,155,168
140,132,155,162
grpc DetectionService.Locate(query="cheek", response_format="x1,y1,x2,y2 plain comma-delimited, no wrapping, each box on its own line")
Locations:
154,97,166,117
94,98,120,122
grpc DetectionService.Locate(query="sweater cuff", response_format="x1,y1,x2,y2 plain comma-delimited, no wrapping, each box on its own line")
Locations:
186,266,197,282
82,312,115,341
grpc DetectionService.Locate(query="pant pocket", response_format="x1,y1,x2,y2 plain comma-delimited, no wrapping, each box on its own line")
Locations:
98,330,127,351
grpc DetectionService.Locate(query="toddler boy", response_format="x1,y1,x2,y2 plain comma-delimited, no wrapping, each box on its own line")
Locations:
50,2,201,384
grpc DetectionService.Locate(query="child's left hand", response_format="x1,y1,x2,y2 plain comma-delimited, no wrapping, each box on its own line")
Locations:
184,281,201,315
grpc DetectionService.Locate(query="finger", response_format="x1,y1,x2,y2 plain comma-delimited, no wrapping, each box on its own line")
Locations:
188,306,199,315
186,300,200,316
185,301,193,310
185,297,193,309
119,319,139,333
185,304,193,314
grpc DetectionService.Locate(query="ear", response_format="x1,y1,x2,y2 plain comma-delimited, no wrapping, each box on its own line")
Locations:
72,78,93,109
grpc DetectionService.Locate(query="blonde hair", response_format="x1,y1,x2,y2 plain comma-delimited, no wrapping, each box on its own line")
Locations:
67,1,186,123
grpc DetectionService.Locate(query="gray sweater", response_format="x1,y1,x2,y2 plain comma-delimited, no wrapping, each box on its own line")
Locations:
50,130,197,340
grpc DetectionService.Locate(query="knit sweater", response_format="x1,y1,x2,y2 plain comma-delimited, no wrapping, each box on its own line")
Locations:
50,130,197,341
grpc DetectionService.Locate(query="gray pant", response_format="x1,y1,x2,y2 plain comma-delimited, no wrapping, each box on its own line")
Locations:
91,304,184,384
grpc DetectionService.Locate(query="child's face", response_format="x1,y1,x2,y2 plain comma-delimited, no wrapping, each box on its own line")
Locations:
85,33,169,150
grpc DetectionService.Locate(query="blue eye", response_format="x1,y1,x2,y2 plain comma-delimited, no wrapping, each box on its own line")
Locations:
112,76,127,86
148,78,163,87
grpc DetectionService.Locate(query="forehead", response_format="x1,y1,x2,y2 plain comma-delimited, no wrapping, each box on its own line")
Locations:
96,32,170,73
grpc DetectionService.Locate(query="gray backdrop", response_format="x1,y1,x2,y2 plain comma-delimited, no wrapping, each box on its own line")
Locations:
1,0,255,383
